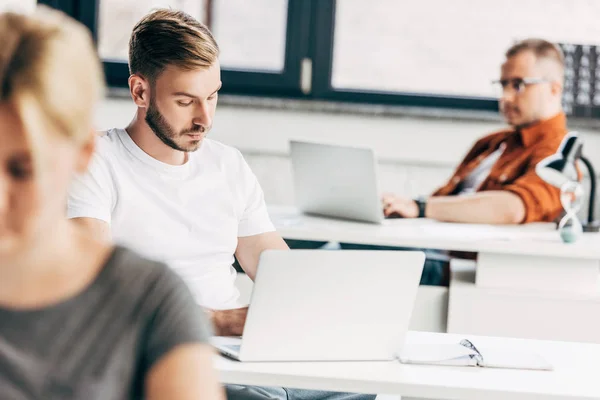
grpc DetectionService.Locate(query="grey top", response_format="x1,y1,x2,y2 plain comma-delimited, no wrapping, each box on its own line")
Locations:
0,246,211,400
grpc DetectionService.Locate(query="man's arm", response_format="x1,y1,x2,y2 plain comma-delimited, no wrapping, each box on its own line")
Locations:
206,232,288,337
426,191,525,224
235,231,289,281
209,230,290,337
383,191,526,224
383,142,564,225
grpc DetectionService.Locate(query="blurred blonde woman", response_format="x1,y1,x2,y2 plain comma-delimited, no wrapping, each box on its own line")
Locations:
0,8,223,399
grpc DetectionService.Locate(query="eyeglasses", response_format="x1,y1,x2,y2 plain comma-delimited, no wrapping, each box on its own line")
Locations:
491,77,551,94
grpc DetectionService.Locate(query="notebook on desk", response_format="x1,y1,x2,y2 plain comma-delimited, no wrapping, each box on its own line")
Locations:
398,339,553,370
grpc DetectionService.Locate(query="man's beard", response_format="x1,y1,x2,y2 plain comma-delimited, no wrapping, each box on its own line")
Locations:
145,98,208,152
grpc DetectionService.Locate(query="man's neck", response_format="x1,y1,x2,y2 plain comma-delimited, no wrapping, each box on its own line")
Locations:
515,107,563,130
125,111,187,165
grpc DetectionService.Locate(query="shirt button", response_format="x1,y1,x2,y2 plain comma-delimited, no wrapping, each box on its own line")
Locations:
452,176,460,183
499,174,507,182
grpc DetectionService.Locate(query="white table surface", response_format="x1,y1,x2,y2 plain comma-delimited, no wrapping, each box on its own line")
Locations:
269,205,600,260
217,331,600,400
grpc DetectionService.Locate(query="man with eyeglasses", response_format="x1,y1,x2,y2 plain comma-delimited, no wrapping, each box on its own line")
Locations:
383,38,567,226
323,39,568,287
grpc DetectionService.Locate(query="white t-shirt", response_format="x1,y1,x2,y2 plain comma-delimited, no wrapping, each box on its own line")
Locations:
67,128,275,310
458,143,506,195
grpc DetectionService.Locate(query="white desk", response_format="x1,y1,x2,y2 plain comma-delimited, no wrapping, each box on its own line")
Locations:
269,206,600,342
217,331,600,400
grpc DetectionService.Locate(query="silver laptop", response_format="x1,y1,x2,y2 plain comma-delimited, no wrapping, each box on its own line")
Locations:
212,249,425,362
290,140,385,224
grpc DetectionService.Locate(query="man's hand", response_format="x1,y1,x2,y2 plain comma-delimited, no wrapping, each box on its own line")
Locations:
207,307,248,337
381,194,419,218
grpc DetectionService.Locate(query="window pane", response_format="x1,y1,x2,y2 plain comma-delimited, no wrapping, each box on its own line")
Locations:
332,0,600,98
211,0,287,72
0,0,36,13
98,0,207,61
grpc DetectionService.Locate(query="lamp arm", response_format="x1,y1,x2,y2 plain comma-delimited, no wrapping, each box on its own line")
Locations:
579,156,597,224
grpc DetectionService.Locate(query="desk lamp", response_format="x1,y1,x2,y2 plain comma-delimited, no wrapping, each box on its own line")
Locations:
536,132,599,243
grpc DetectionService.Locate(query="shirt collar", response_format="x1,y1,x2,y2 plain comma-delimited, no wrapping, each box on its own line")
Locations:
517,112,567,148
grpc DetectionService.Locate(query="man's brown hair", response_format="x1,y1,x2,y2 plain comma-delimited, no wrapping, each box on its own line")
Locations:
506,38,565,69
128,9,219,81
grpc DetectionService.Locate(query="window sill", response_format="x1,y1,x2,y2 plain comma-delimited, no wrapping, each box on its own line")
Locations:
106,88,600,131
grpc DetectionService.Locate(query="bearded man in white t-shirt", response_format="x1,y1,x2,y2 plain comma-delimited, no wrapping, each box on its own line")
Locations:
66,9,373,399
68,10,379,399
67,8,290,338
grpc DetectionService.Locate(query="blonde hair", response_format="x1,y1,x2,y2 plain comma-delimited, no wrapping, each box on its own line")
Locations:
129,8,219,81
0,6,104,146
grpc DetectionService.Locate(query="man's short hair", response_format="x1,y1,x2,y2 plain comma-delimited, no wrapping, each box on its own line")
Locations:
505,38,564,69
128,9,219,81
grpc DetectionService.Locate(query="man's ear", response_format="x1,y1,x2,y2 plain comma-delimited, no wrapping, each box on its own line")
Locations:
129,74,150,108
75,128,97,174
551,80,563,97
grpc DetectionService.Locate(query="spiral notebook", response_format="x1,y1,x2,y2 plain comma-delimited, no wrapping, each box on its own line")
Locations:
398,339,553,370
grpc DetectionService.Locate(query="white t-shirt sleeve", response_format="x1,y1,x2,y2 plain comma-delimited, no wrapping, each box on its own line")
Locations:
236,152,275,237
67,149,116,224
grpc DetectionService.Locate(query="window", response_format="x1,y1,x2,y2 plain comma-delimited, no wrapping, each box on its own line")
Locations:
96,0,290,71
74,0,309,94
96,0,210,86
98,0,208,61
212,0,288,72
331,0,600,99
43,0,600,117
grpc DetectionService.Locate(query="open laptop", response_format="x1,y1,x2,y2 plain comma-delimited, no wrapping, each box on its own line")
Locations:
290,140,386,224
212,249,425,362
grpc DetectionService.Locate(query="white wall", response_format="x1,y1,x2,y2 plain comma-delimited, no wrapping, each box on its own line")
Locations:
96,97,600,217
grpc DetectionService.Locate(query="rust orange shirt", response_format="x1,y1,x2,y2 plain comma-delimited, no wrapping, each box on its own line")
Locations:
433,113,568,223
